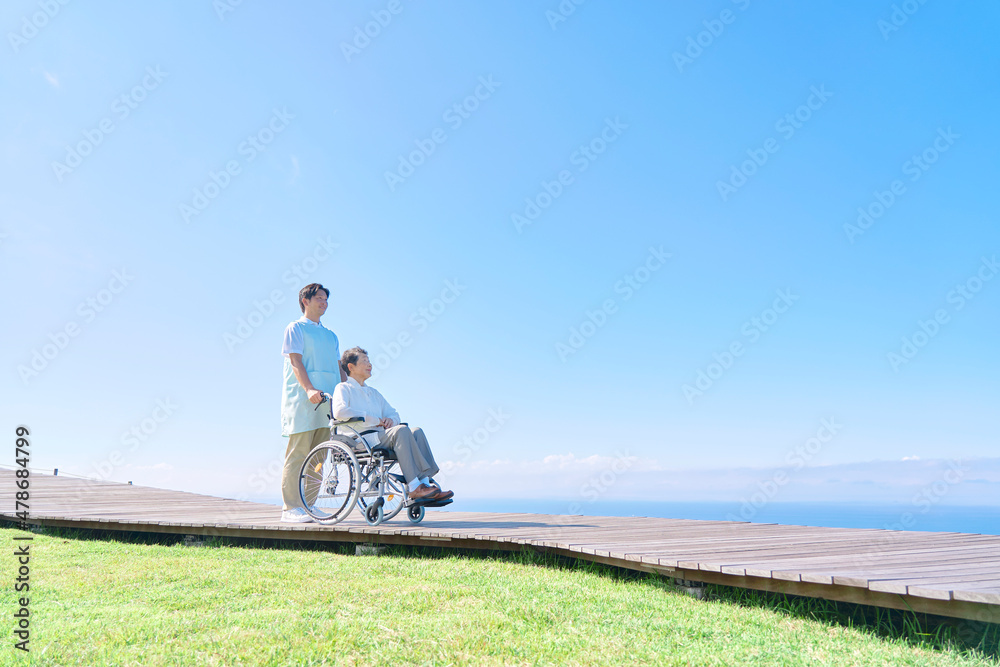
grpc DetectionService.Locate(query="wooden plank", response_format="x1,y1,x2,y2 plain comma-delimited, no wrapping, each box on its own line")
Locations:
952,588,1000,605
908,582,1000,601
771,553,1000,584
625,538,993,567
868,572,1000,595
658,540,995,571
831,563,1000,589
720,546,1000,580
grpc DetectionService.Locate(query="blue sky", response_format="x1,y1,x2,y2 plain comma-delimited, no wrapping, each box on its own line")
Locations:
2,1,997,510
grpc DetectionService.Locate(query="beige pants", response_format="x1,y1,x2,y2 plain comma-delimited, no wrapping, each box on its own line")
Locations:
380,425,440,484
281,427,330,510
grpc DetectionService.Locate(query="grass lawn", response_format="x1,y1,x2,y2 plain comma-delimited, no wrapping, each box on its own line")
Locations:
1,526,997,666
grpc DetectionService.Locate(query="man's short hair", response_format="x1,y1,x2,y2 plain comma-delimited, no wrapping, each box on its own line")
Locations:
298,283,329,313
341,347,368,376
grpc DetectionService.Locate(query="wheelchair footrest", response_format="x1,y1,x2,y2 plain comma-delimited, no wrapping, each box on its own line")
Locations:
412,498,453,508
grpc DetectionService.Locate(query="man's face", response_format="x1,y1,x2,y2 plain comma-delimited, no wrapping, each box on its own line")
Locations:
351,353,373,381
304,291,328,316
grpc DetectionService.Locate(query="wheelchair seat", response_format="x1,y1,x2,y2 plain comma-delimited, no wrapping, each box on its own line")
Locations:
371,444,396,460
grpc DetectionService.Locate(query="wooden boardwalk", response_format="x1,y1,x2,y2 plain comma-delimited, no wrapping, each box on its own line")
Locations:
2,470,998,623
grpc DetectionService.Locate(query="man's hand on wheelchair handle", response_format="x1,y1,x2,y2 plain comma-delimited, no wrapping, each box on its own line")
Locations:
307,389,325,404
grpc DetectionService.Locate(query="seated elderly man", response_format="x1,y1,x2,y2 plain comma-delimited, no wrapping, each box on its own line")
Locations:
331,347,453,502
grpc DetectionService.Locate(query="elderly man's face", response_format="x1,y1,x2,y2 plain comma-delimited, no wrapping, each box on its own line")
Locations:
350,353,373,381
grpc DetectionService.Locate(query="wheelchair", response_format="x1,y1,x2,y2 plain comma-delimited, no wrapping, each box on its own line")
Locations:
297,392,451,526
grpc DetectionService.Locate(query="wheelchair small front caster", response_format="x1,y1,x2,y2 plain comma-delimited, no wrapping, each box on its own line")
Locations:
365,504,384,526
407,505,425,524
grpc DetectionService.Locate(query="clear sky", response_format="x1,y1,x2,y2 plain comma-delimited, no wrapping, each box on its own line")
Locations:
2,1,997,509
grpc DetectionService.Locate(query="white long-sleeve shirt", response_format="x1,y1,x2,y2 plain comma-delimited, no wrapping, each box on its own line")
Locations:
330,377,400,429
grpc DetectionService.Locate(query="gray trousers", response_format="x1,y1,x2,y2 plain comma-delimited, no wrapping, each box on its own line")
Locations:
380,425,439,484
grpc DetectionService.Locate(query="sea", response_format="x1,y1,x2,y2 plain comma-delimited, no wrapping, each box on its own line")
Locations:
248,494,999,534
438,499,1000,535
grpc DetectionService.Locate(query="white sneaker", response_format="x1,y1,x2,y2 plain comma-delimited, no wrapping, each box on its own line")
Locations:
281,508,314,523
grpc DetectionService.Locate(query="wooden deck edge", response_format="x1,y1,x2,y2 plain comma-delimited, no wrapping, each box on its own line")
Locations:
2,516,526,552
4,515,997,624
661,568,1000,624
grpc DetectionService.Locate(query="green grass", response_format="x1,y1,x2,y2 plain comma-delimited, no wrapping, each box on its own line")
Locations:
1,526,997,666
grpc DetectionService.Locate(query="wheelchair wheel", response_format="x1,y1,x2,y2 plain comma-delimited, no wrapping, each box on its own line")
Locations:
356,461,407,522
407,504,425,524
365,503,384,526
298,441,360,524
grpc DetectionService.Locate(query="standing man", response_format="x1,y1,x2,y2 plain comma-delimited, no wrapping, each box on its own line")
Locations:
280,283,346,523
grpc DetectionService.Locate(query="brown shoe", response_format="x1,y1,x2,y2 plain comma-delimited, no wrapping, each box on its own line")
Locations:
409,484,438,500
431,488,454,501
426,479,451,496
